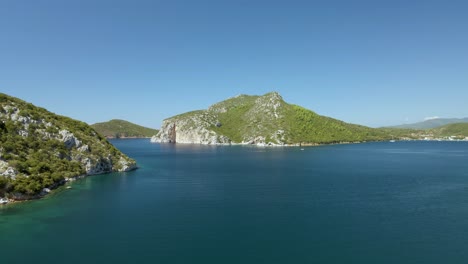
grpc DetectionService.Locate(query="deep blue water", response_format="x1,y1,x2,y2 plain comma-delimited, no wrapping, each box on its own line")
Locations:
1,140,468,263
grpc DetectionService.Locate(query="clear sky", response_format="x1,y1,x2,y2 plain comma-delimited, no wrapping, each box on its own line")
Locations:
1,0,467,128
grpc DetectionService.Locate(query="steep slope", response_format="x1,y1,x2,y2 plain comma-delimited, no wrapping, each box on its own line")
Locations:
91,119,159,138
151,92,390,145
0,93,137,201
390,118,468,129
430,123,468,138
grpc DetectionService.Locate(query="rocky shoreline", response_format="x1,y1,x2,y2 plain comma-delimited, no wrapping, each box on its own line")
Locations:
0,166,137,205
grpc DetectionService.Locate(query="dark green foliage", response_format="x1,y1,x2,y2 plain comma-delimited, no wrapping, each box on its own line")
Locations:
210,101,256,142
91,119,159,138
389,117,468,129
0,93,135,197
180,93,393,144
377,127,422,139
430,123,468,137
0,118,84,195
0,177,10,197
284,105,390,144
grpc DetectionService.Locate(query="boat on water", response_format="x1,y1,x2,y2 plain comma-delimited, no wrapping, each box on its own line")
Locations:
390,140,396,143
66,186,72,189
0,198,9,205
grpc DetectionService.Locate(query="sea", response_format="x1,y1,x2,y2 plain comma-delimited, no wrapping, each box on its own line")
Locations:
1,139,468,263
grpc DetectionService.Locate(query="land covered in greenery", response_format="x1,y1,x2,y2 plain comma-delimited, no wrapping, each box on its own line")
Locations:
390,117,468,129
379,123,468,140
0,93,136,200
91,119,158,138
154,92,393,145
430,123,468,138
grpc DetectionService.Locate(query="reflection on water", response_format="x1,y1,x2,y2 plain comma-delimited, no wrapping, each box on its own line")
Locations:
1,140,468,264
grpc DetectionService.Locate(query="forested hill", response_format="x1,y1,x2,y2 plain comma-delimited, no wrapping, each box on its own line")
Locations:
152,92,391,145
0,93,136,200
92,119,158,138
430,123,468,137
390,118,468,129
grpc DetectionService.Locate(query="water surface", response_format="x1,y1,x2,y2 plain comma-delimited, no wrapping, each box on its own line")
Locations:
1,140,468,263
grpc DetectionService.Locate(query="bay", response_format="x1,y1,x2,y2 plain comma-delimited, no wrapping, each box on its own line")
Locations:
1,140,468,263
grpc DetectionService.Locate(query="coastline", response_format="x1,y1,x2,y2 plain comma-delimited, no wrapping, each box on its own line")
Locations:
106,136,152,139
151,138,468,147
0,166,138,206
150,139,387,147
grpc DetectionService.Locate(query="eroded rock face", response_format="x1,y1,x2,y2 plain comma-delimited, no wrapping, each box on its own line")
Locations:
0,160,17,179
82,156,137,175
118,157,138,172
151,111,231,145
59,130,82,149
151,119,231,145
151,122,176,143
83,157,113,175
78,144,90,152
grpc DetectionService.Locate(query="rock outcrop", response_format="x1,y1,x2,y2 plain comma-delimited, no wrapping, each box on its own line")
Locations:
151,113,231,145
0,160,17,179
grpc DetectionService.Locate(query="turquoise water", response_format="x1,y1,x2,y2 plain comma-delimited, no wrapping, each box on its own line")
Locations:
2,140,468,263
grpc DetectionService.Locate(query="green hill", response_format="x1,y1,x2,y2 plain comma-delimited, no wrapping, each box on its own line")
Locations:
377,127,423,139
0,93,137,201
389,118,468,129
152,92,391,145
92,119,158,138
430,123,468,138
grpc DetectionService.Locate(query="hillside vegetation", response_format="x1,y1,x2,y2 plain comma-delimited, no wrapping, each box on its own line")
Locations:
390,118,468,129
92,119,158,138
0,93,136,200
430,123,468,137
153,92,392,145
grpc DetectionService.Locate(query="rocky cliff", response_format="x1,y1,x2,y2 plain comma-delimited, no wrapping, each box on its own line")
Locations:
151,92,390,146
0,93,137,201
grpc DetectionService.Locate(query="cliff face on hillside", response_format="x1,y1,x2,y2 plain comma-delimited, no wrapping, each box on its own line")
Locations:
0,93,137,201
151,92,390,146
153,111,231,145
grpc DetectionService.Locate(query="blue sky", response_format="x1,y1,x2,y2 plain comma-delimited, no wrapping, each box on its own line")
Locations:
1,0,467,128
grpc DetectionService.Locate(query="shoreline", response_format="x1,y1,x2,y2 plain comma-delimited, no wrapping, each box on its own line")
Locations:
0,167,138,206
106,137,152,139
150,139,386,147
151,138,468,147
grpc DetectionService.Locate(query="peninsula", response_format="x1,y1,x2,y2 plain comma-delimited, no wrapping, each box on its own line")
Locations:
0,93,137,203
151,92,391,145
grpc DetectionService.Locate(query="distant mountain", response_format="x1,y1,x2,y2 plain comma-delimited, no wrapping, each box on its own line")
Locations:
92,119,158,138
151,92,391,145
390,118,468,129
0,93,136,200
430,123,468,137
